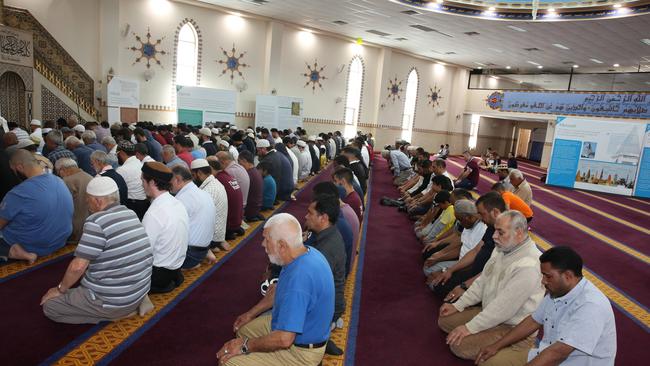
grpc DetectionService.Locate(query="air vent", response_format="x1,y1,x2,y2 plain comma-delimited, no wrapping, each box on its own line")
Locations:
395,37,408,41
464,31,480,36
366,29,391,36
240,0,269,5
507,25,527,32
401,10,421,15
523,47,541,52
561,61,576,64
332,20,348,25
445,51,456,55
410,24,435,32
641,39,650,46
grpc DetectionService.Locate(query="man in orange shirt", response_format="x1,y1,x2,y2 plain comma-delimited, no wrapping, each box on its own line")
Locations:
492,182,533,222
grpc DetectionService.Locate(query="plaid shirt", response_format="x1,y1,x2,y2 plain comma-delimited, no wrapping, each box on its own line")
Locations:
47,146,77,166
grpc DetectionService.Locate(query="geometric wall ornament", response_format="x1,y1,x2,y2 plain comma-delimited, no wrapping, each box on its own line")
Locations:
217,43,249,83
302,59,327,92
386,76,403,102
127,27,168,68
486,91,504,110
427,84,443,108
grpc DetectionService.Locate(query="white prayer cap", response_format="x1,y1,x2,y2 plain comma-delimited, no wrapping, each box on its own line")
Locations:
30,119,41,126
308,135,317,142
219,140,230,148
230,125,238,130
42,128,53,134
256,139,270,148
16,139,35,149
86,176,118,197
128,124,136,130
316,136,323,141
211,128,220,135
246,128,254,133
191,158,210,169
73,125,86,133
296,140,307,148
199,127,212,136
247,132,255,139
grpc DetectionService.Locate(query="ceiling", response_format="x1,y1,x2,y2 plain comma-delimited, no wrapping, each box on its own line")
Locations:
194,0,650,73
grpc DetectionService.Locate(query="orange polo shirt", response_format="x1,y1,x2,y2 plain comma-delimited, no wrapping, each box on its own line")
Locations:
501,191,533,218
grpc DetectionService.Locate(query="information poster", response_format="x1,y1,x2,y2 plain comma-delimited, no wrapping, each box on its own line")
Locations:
547,117,644,196
255,95,303,130
107,77,139,123
633,124,650,198
177,86,236,127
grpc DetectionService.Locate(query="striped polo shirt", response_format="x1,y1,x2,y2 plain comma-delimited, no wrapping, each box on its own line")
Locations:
75,204,153,309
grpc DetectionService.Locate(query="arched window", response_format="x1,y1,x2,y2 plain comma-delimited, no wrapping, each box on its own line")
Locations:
343,56,364,139
401,68,419,142
176,23,198,86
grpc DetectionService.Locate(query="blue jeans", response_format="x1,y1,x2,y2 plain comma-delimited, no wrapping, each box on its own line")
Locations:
455,178,476,190
181,246,209,269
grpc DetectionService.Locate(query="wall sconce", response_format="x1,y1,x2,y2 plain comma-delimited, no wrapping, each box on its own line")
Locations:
144,68,155,82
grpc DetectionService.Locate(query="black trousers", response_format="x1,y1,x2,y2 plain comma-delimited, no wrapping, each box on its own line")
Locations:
125,199,150,221
431,267,476,298
150,266,184,294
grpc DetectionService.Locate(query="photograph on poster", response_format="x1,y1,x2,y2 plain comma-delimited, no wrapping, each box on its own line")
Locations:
291,102,300,116
575,159,637,195
581,142,596,159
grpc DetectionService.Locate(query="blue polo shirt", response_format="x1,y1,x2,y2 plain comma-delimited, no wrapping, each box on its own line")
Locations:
262,175,276,209
0,174,73,255
271,247,334,345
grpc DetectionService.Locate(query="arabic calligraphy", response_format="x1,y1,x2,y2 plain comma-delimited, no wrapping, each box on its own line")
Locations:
0,35,31,58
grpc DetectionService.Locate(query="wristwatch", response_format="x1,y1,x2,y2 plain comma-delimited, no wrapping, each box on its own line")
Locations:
441,267,447,273
240,337,249,355
57,283,66,294
460,282,468,291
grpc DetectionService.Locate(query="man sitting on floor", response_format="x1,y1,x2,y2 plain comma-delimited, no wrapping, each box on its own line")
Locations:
207,157,244,240
55,158,93,244
332,167,364,224
238,151,264,222
476,246,617,366
0,150,73,263
41,177,153,324
220,213,334,366
492,182,534,222
509,169,533,207
191,159,230,252
141,162,189,293
171,165,217,268
438,210,544,363
454,150,480,190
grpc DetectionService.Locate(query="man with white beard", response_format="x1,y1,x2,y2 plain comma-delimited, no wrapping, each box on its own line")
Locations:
217,213,334,366
437,210,545,365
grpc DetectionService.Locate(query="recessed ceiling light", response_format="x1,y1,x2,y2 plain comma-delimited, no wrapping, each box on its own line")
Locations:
537,65,543,69
488,7,496,11
526,61,541,66
573,64,579,68
642,39,650,46
552,43,570,50
505,66,511,69
613,63,620,67
477,66,483,69
507,25,527,32
590,58,604,64
613,3,622,8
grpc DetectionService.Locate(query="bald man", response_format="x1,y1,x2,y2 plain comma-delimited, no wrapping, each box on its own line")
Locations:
0,150,73,263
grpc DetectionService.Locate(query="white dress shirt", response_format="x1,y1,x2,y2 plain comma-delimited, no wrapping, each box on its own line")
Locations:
286,148,299,185
229,145,239,162
142,192,189,269
296,148,312,180
459,220,487,258
116,156,146,200
199,175,228,242
361,144,370,167
175,182,216,248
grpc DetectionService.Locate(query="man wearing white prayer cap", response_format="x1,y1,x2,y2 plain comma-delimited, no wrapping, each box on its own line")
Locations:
41,176,154,324
199,128,217,156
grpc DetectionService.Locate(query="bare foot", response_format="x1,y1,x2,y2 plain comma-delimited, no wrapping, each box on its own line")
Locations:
220,241,231,251
138,295,154,316
206,250,217,264
9,244,37,265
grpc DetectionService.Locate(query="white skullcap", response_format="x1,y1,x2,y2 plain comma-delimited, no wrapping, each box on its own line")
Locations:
246,128,254,133
16,139,35,149
256,139,270,148
73,125,86,133
30,119,41,126
230,125,238,130
199,127,212,136
87,176,118,196
42,128,53,134
191,158,210,169
296,140,307,148
211,128,220,135
308,135,317,142
128,124,136,130
219,140,230,148
316,136,323,141
247,132,255,139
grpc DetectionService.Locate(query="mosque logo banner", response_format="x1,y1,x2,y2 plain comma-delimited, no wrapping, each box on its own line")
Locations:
547,117,646,196
495,91,650,119
0,26,33,68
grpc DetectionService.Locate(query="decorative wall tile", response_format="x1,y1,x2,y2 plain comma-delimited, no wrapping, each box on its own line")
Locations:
41,85,84,123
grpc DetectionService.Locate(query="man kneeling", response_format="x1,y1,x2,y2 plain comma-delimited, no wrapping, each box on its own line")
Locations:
41,177,153,324
216,213,334,366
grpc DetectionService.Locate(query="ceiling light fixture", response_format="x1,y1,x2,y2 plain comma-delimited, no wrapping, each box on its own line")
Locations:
506,66,511,69
573,64,579,68
552,43,570,50
477,66,483,69
590,58,604,64
548,8,556,12
537,65,543,69
437,0,444,3
488,7,496,11
617,7,631,14
613,63,620,67
613,3,622,8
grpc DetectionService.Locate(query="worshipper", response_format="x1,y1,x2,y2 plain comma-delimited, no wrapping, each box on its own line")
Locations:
430,192,505,299
476,246,617,366
509,169,533,207
454,150,480,190
61,126,75,141
173,135,194,167
342,146,368,194
356,136,371,168
207,157,244,240
65,136,96,176
507,152,518,169
141,162,189,293
162,144,189,169
29,119,43,148
327,134,336,160
423,199,487,277
199,127,217,156
73,124,86,139
40,177,153,324
81,130,107,152
16,139,54,173
0,150,73,263
134,127,162,162
405,174,454,218
191,159,230,252
294,139,312,181
280,139,299,186
135,142,155,163
116,141,149,220
333,156,364,201
492,182,534,222
46,130,77,166
55,158,93,244
307,136,321,174
101,135,119,168
258,161,276,211
438,210,544,363
257,139,294,201
417,190,455,244
217,151,250,208
304,194,347,356
332,167,363,223
170,165,217,268
3,131,18,153
8,121,30,142
238,151,263,222
0,148,19,204
90,150,128,206
222,213,333,366
496,163,511,183
389,145,413,186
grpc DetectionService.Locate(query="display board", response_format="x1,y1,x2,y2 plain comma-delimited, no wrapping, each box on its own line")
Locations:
633,125,650,198
546,116,646,196
176,86,236,127
106,77,139,123
255,95,303,131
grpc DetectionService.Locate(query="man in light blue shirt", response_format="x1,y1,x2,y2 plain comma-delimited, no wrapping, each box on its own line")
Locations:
389,147,413,185
476,246,616,366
